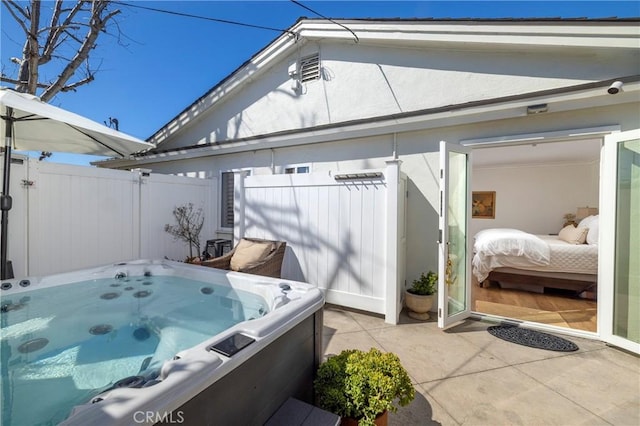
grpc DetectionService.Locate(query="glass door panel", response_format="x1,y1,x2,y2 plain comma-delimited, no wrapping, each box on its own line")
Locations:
613,138,640,344
601,130,640,354
438,141,471,328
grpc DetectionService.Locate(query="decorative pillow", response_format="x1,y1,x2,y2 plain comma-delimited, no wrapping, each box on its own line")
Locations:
558,225,588,245
230,239,274,271
577,215,597,229
586,217,599,245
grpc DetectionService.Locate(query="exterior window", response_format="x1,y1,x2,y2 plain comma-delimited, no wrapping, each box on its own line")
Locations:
284,166,310,174
220,170,251,229
220,172,234,228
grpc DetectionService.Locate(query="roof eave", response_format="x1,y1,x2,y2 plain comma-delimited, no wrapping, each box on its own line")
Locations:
97,76,640,169
147,18,640,146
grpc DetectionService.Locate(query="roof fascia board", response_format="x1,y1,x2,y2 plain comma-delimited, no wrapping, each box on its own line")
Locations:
102,79,639,169
297,20,640,49
149,31,300,145
150,19,638,144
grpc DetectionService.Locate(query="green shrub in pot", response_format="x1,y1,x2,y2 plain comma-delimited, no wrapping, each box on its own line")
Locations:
314,348,415,425
408,271,437,295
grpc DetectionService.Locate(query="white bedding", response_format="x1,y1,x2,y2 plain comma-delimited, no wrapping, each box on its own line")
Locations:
472,228,598,282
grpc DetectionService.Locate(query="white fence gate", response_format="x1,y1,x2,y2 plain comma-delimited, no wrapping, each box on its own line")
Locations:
235,161,406,324
2,156,216,277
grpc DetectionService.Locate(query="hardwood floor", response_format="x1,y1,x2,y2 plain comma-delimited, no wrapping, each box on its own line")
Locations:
472,282,597,332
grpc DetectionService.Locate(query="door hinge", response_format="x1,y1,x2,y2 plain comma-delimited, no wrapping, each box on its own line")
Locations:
438,308,442,318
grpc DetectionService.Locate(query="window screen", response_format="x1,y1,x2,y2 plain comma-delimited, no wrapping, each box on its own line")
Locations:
220,172,234,228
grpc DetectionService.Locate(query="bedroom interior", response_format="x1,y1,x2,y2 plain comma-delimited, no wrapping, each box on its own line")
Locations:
470,137,601,332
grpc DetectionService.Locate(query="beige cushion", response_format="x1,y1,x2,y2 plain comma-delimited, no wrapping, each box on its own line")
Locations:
558,225,588,245
230,239,274,271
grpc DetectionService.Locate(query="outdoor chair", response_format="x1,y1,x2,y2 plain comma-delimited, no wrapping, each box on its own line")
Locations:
200,237,286,278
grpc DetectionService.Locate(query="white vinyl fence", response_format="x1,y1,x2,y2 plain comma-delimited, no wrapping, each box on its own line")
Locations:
234,161,406,324
2,156,216,277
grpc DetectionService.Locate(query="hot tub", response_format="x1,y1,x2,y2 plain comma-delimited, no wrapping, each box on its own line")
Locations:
0,259,324,425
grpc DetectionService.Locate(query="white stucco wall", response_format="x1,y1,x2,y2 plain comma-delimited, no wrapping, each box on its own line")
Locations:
153,39,639,151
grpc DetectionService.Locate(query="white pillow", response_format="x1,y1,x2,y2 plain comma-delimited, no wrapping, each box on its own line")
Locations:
558,225,588,245
577,215,598,229
586,217,599,245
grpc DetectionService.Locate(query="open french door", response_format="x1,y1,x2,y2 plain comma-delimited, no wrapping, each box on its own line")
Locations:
438,141,472,328
599,129,640,354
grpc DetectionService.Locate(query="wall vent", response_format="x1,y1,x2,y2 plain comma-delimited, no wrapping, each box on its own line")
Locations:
299,53,320,83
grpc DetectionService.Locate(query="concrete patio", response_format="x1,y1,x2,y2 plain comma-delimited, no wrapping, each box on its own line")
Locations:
322,304,640,426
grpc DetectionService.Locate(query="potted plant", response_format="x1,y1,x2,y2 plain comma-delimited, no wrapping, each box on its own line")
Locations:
563,213,577,227
314,348,415,426
405,271,437,320
164,203,205,263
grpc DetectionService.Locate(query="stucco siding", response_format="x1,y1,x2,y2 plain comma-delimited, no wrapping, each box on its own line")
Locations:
153,40,639,150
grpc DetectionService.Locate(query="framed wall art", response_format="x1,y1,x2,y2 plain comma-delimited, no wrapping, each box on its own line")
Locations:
472,191,496,219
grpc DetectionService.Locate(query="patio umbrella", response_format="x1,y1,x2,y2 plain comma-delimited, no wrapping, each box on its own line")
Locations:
1,87,154,279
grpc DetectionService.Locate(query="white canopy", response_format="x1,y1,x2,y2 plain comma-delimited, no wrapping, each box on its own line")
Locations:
0,87,153,156
1,87,154,279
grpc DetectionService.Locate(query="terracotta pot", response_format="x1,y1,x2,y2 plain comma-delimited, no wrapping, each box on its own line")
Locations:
405,290,435,320
341,410,388,426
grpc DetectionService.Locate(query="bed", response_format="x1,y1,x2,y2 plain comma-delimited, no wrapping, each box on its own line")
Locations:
472,218,599,299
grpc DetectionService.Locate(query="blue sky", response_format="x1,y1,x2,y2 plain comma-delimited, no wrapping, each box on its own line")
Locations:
1,1,639,165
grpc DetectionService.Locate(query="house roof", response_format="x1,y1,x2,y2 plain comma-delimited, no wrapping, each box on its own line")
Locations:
140,17,639,154
97,74,639,169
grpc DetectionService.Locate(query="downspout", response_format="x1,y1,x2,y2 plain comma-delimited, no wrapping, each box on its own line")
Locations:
392,133,398,160
270,148,275,174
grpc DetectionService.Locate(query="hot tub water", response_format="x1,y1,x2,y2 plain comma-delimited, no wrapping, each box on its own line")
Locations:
1,273,268,426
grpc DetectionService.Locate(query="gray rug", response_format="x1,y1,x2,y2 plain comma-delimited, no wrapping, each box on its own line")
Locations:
487,325,579,352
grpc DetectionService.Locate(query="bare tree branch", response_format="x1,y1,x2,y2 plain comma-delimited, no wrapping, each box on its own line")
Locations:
165,204,205,260
0,75,50,88
1,0,122,100
24,0,41,94
40,0,85,64
41,2,120,101
3,0,30,21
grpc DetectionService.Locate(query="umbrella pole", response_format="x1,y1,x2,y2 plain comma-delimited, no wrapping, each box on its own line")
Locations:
1,106,14,279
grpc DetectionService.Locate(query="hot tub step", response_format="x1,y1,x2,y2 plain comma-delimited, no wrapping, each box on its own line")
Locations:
264,397,340,426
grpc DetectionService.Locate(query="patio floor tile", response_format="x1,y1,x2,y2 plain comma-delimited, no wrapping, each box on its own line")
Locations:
319,305,639,426
514,349,640,425
421,366,611,425
367,323,508,383
390,384,460,426
322,306,366,335
450,320,608,365
322,330,384,358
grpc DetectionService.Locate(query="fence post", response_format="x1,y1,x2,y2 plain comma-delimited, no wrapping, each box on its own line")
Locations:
132,168,151,260
385,160,402,324
233,170,249,245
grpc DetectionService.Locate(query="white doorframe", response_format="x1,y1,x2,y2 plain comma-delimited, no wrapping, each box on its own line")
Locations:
438,141,472,329
462,127,612,341
598,129,640,354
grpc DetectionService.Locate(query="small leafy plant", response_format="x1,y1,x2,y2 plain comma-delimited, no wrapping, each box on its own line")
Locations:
409,271,437,296
314,348,415,425
164,203,204,261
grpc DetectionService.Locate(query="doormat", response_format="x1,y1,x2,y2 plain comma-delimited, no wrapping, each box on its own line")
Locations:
487,325,579,352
